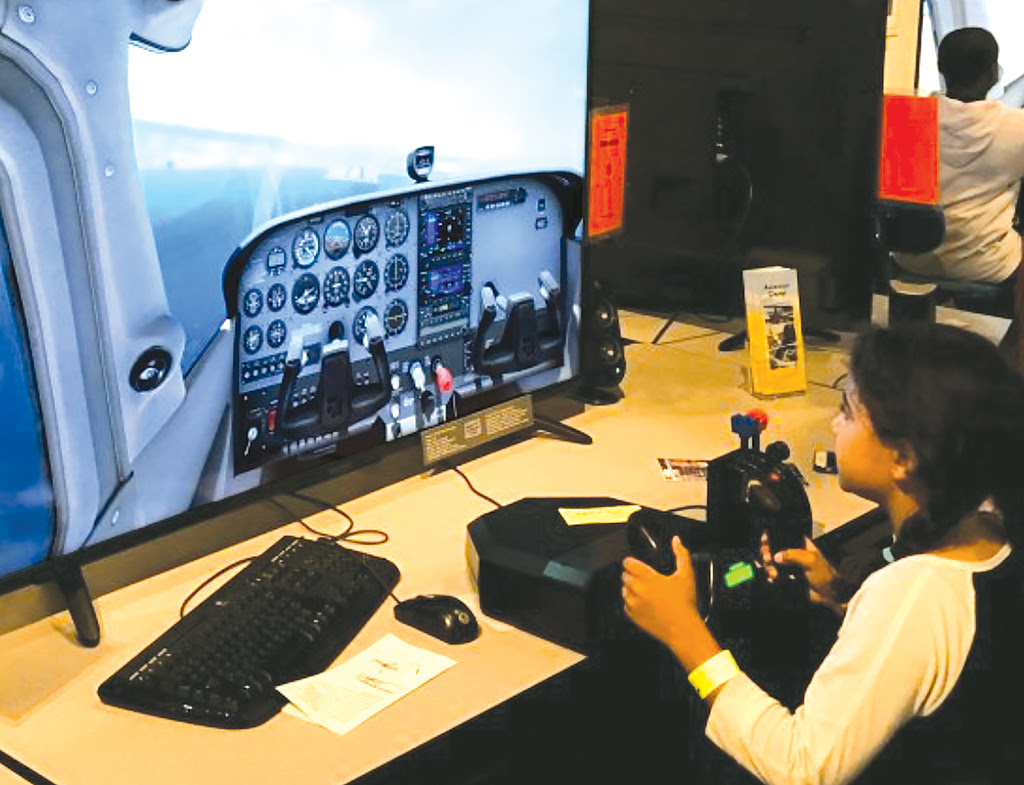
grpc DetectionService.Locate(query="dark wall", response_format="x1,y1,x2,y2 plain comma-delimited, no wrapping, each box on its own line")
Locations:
588,0,890,324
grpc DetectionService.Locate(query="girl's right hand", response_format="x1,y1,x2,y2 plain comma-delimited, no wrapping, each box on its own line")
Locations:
769,535,848,615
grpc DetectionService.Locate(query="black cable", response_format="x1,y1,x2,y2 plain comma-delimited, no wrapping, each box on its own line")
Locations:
269,492,390,545
181,495,398,615
448,464,502,509
179,557,254,618
280,492,399,603
179,542,402,616
831,371,849,390
667,504,707,515
356,551,403,605
289,490,359,533
723,156,754,242
177,485,401,622
0,749,58,785
265,495,354,540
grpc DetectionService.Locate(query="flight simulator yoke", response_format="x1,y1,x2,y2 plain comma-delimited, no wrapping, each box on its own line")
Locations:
465,411,813,652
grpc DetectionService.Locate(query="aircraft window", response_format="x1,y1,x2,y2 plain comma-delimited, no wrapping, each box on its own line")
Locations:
0,217,55,575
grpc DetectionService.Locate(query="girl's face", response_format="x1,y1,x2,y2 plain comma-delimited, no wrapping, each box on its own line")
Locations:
830,382,902,504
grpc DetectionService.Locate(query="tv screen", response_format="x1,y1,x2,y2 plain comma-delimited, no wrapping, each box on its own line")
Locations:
588,0,887,320
0,0,590,608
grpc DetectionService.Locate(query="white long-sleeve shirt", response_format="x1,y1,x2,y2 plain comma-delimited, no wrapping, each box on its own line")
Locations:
705,545,1014,785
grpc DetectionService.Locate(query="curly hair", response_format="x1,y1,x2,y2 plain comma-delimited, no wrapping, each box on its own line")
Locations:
937,27,999,91
849,323,1024,553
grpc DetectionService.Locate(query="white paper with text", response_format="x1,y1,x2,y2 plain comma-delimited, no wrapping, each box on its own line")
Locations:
277,634,456,736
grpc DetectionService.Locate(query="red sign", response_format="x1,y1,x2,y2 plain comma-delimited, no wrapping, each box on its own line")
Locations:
587,106,629,238
878,94,939,204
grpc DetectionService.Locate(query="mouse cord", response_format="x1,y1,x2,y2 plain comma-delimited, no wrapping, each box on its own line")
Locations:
281,493,403,604
176,493,316,616
178,496,395,617
179,557,254,618
447,464,502,509
356,551,403,605
268,492,390,545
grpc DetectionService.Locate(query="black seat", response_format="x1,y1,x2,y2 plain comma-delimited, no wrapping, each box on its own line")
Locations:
875,200,945,254
876,200,1012,318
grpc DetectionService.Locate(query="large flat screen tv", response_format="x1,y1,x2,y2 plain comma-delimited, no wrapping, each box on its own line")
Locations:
588,0,887,322
0,0,591,643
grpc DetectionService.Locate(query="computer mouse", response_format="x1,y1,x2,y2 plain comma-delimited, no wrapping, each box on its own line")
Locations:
393,594,480,644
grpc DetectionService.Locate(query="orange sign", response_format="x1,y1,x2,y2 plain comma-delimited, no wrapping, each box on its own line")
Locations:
878,94,940,204
587,105,629,238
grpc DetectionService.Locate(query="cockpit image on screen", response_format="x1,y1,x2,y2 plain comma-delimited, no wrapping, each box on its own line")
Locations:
0,0,590,593
226,172,582,475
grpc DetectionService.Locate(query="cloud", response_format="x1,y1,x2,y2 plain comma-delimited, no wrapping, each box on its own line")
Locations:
128,0,589,175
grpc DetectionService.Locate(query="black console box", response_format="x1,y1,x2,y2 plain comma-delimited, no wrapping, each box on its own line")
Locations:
466,497,679,653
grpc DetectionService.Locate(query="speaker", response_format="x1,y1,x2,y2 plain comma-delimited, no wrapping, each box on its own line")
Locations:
580,280,626,404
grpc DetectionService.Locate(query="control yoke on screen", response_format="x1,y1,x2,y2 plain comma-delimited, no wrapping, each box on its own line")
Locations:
472,270,564,379
275,314,391,440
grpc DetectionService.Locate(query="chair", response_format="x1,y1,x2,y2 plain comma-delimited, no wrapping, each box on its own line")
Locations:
875,201,1012,318
874,92,1013,319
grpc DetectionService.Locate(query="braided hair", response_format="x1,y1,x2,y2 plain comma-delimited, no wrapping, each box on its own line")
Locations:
849,323,1024,554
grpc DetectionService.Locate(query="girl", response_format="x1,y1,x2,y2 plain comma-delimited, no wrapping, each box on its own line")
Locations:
622,322,1024,785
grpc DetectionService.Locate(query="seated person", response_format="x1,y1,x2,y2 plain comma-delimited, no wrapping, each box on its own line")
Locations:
893,27,1024,316
623,322,1024,784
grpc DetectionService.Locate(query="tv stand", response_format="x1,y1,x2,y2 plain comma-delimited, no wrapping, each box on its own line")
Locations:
533,416,592,445
51,559,101,647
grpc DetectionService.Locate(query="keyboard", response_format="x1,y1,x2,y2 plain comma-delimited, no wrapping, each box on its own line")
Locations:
97,535,400,728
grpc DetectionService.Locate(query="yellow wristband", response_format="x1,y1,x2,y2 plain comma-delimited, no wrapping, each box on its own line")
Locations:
688,650,740,699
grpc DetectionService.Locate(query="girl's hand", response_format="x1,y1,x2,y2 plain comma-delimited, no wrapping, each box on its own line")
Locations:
622,536,718,671
770,535,848,615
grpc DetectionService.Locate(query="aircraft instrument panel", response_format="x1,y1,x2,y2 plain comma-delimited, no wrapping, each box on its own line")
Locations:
224,172,582,474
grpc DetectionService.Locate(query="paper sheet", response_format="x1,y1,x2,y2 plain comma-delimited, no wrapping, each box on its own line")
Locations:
277,634,456,736
557,504,640,525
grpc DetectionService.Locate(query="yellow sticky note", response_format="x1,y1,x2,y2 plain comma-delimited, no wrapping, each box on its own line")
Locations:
558,505,641,526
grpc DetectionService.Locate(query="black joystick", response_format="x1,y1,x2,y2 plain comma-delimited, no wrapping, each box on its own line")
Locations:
626,509,714,618
626,510,678,575
626,509,712,575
